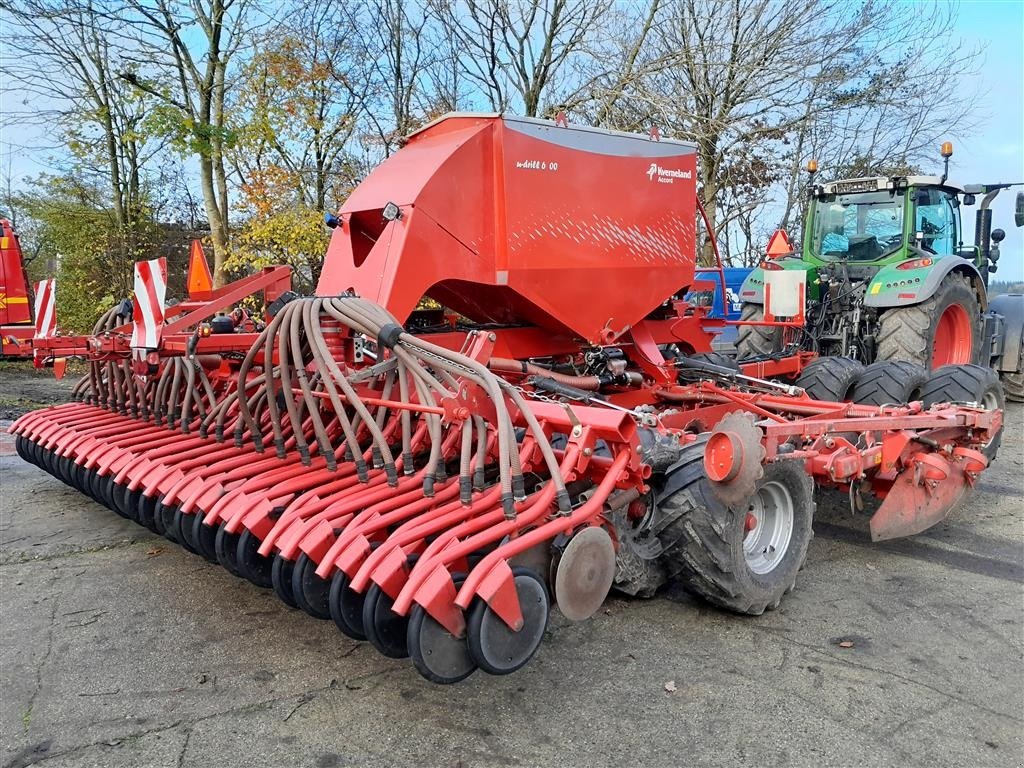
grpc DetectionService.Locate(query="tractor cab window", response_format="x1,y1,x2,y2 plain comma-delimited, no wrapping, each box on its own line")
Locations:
914,188,958,255
810,190,905,261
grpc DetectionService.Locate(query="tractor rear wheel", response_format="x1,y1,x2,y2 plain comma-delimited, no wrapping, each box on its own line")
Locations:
653,437,814,615
850,361,928,405
736,303,781,361
875,272,982,368
795,357,863,402
922,364,1004,462
1002,371,1024,403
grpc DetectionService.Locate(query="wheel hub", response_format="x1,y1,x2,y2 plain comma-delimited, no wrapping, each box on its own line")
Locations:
742,480,795,575
705,412,765,508
932,303,973,366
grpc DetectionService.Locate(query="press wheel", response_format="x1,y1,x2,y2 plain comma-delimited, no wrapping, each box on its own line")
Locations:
136,494,160,533
408,573,476,685
291,553,331,619
235,529,273,588
329,570,367,640
191,513,219,563
214,522,242,574
466,566,549,676
271,555,298,608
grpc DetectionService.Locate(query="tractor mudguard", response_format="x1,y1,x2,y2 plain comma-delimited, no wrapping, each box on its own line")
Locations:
864,256,985,309
989,293,1024,372
737,257,816,304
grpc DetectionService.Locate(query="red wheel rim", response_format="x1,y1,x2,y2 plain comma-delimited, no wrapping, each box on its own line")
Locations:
932,303,972,367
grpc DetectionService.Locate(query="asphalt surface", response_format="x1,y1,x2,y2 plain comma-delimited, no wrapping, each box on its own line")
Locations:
1,385,1022,767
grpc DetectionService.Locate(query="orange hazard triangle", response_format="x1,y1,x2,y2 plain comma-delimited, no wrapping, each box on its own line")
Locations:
187,240,214,300
766,229,794,258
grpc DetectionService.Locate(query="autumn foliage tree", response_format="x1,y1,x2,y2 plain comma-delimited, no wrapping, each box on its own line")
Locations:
226,7,364,289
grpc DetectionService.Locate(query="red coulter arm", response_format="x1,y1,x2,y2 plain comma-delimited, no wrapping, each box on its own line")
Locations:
8,113,1005,684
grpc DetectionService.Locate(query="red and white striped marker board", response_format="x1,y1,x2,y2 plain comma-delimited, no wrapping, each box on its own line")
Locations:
131,258,168,349
33,279,56,339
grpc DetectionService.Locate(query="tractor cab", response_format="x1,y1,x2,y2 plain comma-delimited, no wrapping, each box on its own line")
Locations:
806,175,966,265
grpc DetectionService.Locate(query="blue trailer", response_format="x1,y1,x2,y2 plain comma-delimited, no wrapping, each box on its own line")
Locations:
687,267,753,349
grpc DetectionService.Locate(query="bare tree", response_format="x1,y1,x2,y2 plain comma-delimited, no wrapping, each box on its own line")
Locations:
621,0,981,264
2,0,161,271
116,0,257,285
431,0,612,117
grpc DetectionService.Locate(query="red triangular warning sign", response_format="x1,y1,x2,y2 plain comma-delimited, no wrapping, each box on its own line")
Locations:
187,240,214,300
766,230,794,258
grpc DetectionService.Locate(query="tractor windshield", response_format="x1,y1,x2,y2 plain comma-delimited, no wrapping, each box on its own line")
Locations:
810,191,905,261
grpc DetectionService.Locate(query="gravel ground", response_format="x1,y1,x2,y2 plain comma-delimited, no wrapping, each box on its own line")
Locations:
0,363,1021,768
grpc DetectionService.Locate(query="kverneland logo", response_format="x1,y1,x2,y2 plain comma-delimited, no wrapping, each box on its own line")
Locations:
647,163,692,183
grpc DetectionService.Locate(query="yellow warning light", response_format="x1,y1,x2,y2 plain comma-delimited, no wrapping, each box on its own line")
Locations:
806,159,818,173
940,141,953,158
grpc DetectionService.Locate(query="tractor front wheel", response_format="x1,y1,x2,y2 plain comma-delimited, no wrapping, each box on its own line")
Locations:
875,272,982,368
736,303,781,361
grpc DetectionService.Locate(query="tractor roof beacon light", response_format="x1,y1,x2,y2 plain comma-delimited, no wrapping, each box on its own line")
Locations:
940,141,953,185
805,159,818,199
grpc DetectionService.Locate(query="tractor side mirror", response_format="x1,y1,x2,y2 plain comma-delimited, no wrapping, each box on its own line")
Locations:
1015,191,1024,227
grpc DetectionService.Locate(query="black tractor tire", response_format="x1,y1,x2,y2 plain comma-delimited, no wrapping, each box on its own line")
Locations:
653,437,814,615
736,303,781,361
676,351,741,382
875,272,982,369
1001,371,1024,403
850,361,929,405
795,357,863,402
922,364,1005,462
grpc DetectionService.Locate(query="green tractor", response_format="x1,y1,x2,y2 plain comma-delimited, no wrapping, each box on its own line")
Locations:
736,143,1024,403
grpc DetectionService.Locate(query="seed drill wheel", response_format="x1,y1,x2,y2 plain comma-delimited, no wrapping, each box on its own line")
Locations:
214,522,242,575
88,471,114,510
552,526,616,621
329,570,367,640
121,488,144,524
191,514,219,563
235,529,274,588
466,566,550,676
14,435,31,462
922,364,1005,462
408,574,477,685
291,553,332,619
655,436,815,615
156,501,180,539
136,494,160,533
363,585,410,658
271,555,299,608
363,555,420,658
71,463,91,496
